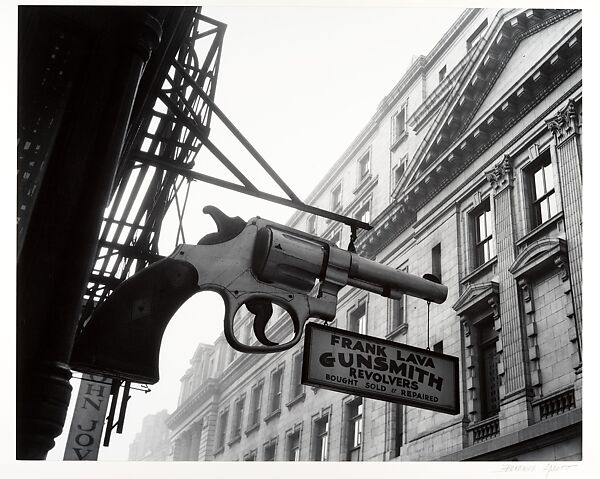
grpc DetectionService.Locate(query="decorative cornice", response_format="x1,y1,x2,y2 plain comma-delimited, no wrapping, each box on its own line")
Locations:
509,237,567,279
545,98,579,142
485,155,513,192
453,281,499,316
166,378,220,429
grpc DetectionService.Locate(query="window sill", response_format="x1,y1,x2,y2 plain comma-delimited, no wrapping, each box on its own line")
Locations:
461,256,497,285
264,409,281,424
286,392,306,409
227,435,241,447
516,211,564,248
386,323,408,340
245,423,260,436
390,131,408,152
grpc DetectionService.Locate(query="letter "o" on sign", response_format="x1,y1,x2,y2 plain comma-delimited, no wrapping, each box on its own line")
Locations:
75,433,94,447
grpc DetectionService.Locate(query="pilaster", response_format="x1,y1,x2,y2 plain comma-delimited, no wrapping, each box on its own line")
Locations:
197,408,218,461
188,421,202,461
545,99,582,347
485,156,532,432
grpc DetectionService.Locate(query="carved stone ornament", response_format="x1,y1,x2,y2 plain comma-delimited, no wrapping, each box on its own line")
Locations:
485,155,513,191
545,99,579,141
554,254,570,282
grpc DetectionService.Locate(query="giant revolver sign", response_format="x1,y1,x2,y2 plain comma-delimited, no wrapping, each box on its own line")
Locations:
302,323,459,414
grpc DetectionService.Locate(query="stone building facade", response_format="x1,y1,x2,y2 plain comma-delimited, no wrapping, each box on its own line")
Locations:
164,8,582,461
128,410,170,461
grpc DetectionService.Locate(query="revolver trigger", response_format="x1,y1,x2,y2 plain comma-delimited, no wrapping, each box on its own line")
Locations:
197,205,247,245
247,298,278,347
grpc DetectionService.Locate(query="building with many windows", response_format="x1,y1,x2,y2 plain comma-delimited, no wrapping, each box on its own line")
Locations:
163,8,582,461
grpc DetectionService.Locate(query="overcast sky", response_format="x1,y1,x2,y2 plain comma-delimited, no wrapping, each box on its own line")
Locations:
44,4,465,461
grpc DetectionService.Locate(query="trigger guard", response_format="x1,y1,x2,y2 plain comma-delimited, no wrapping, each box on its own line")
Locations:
221,291,310,354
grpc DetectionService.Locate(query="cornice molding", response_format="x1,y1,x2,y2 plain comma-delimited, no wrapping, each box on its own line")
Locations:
166,378,220,429
453,281,499,316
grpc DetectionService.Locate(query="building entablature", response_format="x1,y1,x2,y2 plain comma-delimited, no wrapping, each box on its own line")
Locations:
166,378,220,429
357,9,581,259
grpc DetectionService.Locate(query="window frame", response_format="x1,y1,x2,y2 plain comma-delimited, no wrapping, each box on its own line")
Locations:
263,437,278,461
243,449,257,461
392,155,407,188
526,149,559,229
312,413,330,461
391,106,407,145
470,197,495,269
331,182,343,211
388,264,408,335
348,296,368,335
431,243,442,283
285,425,302,461
268,363,285,416
247,379,264,432
215,406,229,453
288,348,305,404
345,397,363,460
357,150,371,182
474,316,500,420
230,394,246,442
355,199,371,225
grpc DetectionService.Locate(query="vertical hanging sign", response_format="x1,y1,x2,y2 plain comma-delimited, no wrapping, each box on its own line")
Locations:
63,374,112,460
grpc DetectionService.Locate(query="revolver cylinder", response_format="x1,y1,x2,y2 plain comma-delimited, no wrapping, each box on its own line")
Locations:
252,226,326,292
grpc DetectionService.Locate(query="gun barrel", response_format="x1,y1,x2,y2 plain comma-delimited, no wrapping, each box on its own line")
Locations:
348,254,448,304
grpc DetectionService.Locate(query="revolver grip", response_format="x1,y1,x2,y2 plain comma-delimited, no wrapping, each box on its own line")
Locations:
70,258,199,384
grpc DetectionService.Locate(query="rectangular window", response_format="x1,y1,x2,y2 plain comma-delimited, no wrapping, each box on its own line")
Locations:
269,366,284,414
331,183,343,210
393,160,406,186
313,415,329,461
243,449,257,461
466,18,488,50
432,243,442,283
356,201,371,225
347,398,363,461
529,152,558,228
231,395,245,440
439,65,447,82
263,438,277,461
472,198,495,267
290,350,304,400
349,299,367,335
390,266,408,332
433,340,444,353
286,428,301,461
248,381,263,428
392,107,406,143
216,408,229,451
358,152,371,180
477,317,500,419
307,215,317,234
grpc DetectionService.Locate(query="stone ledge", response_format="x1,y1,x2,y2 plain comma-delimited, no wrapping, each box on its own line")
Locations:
437,407,581,461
